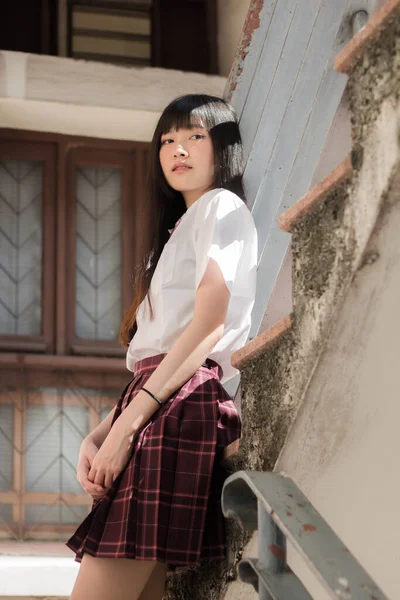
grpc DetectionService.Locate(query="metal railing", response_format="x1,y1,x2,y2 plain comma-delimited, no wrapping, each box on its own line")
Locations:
222,471,388,600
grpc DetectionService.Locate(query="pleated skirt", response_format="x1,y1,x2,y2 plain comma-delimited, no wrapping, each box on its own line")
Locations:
65,352,241,569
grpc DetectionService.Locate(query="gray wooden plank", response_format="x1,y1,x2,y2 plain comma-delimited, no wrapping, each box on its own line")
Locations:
243,0,322,202
252,0,350,257
250,68,350,337
239,0,300,163
228,0,279,121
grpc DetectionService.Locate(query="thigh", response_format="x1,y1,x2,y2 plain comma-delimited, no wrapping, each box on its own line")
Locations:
69,553,163,600
138,562,168,600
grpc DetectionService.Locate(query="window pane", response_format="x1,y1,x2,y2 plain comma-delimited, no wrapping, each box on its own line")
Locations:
25,504,89,525
0,160,43,336
25,398,89,494
0,504,12,524
75,167,122,341
70,5,152,67
0,404,13,491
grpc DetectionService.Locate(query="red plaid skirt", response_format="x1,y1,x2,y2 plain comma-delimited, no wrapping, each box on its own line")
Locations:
65,352,241,568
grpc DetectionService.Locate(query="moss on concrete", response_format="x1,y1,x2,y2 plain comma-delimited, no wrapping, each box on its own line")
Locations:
349,12,400,148
239,329,295,472
163,524,252,600
290,176,355,317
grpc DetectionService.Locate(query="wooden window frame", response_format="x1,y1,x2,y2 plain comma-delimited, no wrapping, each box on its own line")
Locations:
0,129,149,362
66,147,136,357
0,360,131,539
0,141,57,354
0,130,148,538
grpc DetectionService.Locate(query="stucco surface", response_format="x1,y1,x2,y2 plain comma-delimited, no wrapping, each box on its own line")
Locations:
277,163,400,599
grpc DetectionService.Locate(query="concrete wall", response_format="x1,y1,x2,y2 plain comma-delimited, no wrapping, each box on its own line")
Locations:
277,160,400,599
0,98,159,142
0,51,226,140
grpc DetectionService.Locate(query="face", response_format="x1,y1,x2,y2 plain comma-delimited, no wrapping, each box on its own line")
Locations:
159,126,215,203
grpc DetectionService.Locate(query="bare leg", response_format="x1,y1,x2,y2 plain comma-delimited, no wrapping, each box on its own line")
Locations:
138,561,168,600
69,553,165,600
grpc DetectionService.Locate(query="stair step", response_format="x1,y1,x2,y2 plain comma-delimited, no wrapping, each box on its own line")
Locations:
334,0,400,74
278,156,353,233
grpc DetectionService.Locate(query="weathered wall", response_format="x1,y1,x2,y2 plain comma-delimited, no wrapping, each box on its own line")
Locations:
277,159,400,600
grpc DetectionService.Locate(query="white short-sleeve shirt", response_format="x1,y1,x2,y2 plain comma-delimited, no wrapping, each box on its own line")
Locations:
126,187,258,385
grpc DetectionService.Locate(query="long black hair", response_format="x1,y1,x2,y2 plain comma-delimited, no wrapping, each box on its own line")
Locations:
119,93,247,347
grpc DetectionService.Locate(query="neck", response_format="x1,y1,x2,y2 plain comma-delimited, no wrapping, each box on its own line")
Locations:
182,185,215,210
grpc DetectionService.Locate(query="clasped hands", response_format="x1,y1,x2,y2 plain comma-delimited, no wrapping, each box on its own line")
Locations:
76,417,135,500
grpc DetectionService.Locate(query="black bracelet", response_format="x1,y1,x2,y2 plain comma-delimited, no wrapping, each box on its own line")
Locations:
141,386,163,407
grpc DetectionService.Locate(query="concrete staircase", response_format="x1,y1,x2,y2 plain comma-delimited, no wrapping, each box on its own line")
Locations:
220,1,400,599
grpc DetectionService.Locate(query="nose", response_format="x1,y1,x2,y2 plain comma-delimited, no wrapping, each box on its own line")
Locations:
174,145,188,158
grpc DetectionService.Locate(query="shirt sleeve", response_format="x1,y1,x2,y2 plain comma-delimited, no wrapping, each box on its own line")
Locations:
193,191,247,294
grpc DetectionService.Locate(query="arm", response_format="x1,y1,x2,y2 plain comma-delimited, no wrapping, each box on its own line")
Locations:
113,257,230,438
87,258,230,488
86,405,117,447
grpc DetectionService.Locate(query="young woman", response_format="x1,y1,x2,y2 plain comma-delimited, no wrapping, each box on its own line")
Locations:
66,93,258,600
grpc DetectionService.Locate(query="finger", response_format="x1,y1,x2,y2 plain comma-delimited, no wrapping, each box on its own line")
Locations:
93,470,106,487
104,472,115,489
82,476,104,494
78,473,104,494
87,466,95,482
88,489,107,499
78,468,103,491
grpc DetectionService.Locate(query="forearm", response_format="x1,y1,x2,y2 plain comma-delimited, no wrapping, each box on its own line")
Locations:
86,405,117,447
147,317,223,400
115,316,223,439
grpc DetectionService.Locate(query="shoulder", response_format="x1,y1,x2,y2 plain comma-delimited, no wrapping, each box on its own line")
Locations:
195,187,254,225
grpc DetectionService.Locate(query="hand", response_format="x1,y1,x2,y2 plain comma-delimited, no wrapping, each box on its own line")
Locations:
87,419,134,489
76,437,108,499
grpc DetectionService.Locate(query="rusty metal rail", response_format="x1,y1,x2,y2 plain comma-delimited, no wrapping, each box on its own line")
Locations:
222,471,388,600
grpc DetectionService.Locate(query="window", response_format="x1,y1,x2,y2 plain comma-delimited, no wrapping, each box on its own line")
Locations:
66,0,218,73
0,142,56,353
0,132,148,357
0,130,149,538
66,148,137,356
0,369,120,540
68,1,152,67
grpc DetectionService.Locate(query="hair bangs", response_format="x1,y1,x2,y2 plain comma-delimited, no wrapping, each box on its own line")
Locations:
157,95,231,142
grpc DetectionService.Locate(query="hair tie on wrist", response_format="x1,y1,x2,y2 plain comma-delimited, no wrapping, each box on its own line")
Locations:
142,386,163,407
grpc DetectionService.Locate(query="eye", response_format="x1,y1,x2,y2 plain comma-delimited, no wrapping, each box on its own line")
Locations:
161,138,173,145
191,134,204,140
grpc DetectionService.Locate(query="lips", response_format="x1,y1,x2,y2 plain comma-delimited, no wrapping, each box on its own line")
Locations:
172,163,192,171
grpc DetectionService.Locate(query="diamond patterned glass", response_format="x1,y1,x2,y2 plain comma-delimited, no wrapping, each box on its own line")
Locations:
0,383,119,535
0,160,43,336
75,167,122,340
25,504,89,525
0,504,12,524
25,396,89,494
